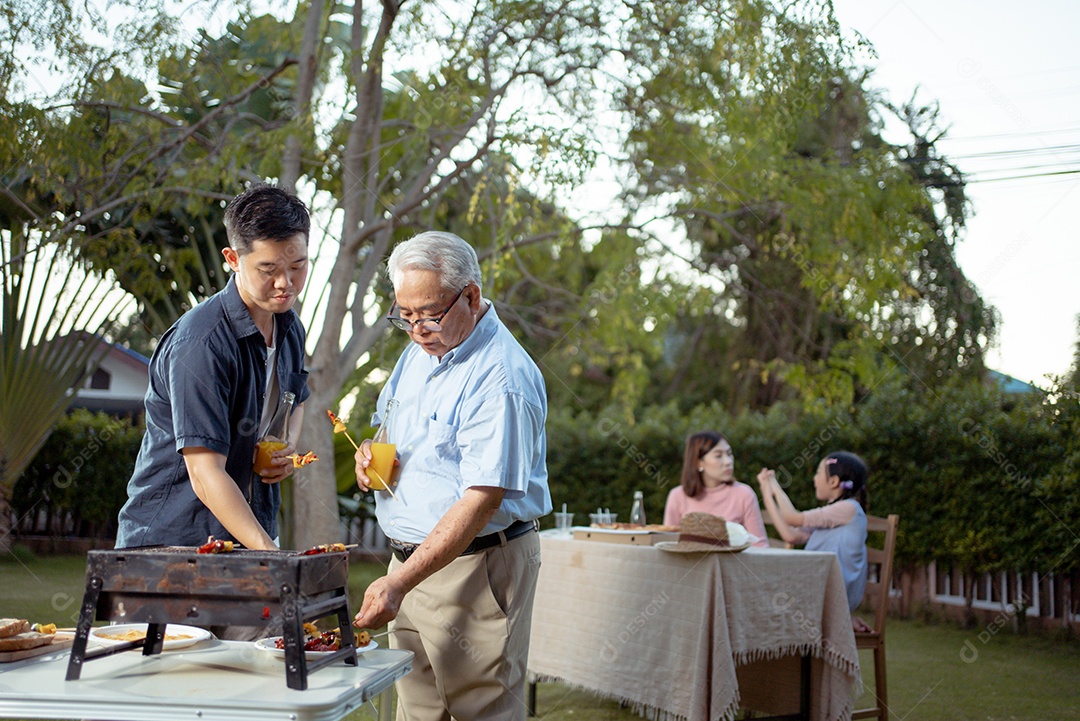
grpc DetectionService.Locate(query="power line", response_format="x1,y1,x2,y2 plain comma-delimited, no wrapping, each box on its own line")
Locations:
950,143,1080,160
966,167,1080,184
943,124,1080,144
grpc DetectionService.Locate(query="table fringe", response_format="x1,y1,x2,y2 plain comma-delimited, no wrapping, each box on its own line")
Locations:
532,639,860,721
732,641,864,718
529,674,740,721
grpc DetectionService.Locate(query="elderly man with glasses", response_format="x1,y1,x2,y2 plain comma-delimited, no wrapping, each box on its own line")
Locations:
352,231,551,721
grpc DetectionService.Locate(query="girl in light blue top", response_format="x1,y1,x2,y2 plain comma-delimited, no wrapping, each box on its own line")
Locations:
757,451,872,632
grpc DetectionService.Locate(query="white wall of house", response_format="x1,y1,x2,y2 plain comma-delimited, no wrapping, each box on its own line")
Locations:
72,343,150,413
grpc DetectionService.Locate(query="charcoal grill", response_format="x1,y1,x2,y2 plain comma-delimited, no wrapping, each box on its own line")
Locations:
65,546,357,690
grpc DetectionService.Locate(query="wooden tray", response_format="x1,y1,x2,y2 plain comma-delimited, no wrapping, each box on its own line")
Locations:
0,635,74,663
572,528,679,546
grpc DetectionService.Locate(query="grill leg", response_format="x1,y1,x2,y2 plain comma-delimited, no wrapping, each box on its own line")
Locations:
280,582,308,690
65,576,102,681
143,622,166,656
333,594,358,666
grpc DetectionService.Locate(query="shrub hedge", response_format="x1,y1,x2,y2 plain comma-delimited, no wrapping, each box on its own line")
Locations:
12,409,143,540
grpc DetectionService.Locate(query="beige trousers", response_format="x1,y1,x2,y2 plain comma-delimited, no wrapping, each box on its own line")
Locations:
389,531,541,721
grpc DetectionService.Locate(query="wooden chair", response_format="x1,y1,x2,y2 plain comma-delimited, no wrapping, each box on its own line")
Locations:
852,513,899,721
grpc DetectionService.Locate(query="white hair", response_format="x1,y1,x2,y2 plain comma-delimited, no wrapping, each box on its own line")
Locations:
386,231,483,292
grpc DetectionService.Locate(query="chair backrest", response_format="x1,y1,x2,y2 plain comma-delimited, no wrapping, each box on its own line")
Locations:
862,513,899,635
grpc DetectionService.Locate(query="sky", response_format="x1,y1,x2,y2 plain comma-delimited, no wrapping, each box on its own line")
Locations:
829,0,1080,387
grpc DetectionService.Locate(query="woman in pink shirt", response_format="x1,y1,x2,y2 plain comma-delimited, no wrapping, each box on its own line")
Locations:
663,430,769,548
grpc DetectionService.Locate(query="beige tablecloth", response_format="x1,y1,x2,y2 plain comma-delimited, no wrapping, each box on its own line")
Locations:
528,534,860,721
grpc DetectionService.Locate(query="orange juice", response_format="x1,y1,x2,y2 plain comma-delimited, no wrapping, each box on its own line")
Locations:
254,440,288,476
368,442,397,490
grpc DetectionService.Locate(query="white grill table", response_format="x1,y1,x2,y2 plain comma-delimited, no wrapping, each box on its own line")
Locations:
0,640,412,721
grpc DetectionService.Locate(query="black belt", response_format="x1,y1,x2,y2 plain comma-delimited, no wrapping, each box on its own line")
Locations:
389,519,537,563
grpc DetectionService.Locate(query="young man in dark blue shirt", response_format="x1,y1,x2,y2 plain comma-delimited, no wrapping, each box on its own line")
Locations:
116,185,310,550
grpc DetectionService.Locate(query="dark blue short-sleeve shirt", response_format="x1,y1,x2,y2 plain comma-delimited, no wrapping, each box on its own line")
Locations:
115,276,309,548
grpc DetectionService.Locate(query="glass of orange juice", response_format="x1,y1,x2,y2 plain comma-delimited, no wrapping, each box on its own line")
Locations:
368,442,396,490
366,398,399,491
254,439,288,476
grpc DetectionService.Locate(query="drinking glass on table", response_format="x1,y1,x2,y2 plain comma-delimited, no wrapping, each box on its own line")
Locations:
554,505,574,532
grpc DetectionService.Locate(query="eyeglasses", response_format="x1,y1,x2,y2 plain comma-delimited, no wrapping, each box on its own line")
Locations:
386,285,467,332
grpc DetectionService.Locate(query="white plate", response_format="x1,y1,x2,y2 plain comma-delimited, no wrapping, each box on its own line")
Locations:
254,636,378,659
571,526,670,535
89,623,212,650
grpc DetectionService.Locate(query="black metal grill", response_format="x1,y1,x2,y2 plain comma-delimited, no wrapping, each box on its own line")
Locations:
65,546,356,690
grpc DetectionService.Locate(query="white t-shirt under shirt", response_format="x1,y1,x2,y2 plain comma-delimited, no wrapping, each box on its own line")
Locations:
257,322,279,439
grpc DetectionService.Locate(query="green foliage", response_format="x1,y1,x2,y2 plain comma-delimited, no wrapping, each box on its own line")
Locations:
12,409,143,539
1,1,1060,567
616,0,994,411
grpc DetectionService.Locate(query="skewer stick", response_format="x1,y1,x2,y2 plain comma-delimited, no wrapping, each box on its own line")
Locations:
375,476,400,502
328,410,360,450
328,410,399,501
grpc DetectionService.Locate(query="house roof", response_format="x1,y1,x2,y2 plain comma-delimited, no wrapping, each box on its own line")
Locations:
987,369,1039,395
105,341,151,371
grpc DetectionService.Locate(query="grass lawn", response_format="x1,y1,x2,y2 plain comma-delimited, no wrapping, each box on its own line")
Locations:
2,553,1077,721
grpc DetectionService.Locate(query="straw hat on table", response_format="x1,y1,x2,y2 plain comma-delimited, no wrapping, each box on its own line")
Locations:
656,512,752,553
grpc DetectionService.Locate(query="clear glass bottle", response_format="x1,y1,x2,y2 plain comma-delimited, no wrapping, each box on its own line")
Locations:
630,490,646,526
371,398,398,445
254,391,295,476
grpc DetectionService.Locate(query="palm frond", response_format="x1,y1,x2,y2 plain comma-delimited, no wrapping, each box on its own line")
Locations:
0,236,133,497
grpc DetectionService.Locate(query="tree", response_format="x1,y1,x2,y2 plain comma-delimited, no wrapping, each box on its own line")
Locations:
4,1,616,548
3,0,1000,551
0,1,161,552
616,1,996,411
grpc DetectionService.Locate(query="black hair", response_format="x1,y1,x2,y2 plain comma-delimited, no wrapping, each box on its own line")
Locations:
823,450,869,510
223,184,310,253
680,430,731,498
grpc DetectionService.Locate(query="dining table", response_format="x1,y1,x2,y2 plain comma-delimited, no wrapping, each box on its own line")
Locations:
0,638,412,721
527,531,860,721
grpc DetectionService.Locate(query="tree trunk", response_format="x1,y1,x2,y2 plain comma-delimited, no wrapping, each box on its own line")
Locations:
280,0,324,191
290,385,344,550
0,480,12,556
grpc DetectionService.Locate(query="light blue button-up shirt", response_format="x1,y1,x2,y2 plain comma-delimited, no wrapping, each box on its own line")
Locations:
372,303,551,544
